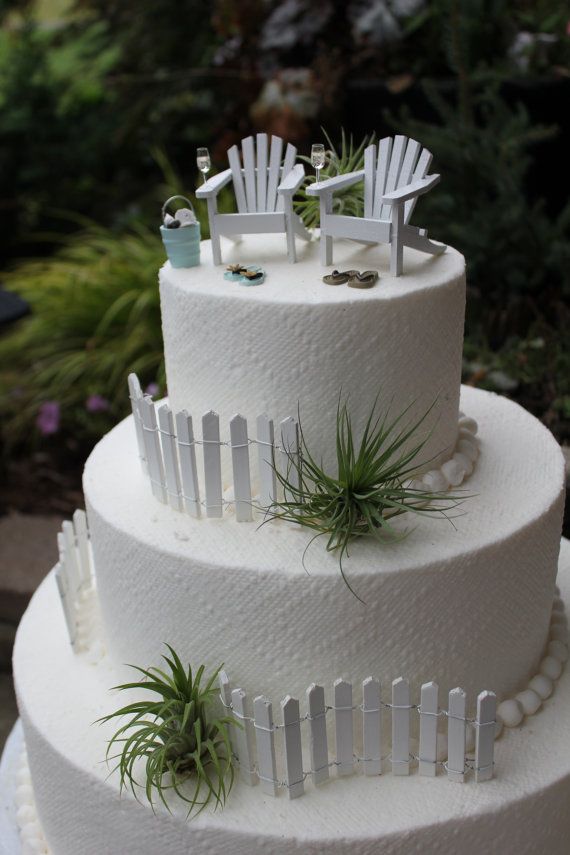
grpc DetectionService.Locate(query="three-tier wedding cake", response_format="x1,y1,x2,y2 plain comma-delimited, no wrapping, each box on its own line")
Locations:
12,226,570,854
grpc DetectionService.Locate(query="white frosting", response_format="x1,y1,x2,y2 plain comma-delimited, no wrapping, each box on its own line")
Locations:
12,540,570,855
160,235,466,477
83,385,565,704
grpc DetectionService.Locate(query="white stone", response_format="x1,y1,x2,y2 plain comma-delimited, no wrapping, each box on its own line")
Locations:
440,457,466,487
494,717,504,739
548,640,569,663
528,674,554,700
497,699,524,727
515,689,542,716
457,438,478,462
540,656,563,681
16,805,35,824
458,416,478,435
453,451,473,476
421,469,449,492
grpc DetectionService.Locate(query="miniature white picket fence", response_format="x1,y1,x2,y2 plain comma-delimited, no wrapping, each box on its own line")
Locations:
219,671,497,795
129,373,299,521
54,510,94,648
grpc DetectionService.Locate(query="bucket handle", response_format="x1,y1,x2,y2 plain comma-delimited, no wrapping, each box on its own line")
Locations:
162,195,195,222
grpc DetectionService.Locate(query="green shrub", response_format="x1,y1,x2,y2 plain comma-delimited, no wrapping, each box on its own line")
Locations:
0,222,166,448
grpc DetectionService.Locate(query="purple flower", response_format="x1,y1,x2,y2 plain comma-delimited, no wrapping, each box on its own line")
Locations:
36,401,60,436
86,394,110,413
145,382,159,397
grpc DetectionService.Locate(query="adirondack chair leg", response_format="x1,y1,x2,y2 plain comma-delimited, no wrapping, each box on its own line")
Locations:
283,200,297,263
390,202,405,277
285,220,297,263
206,197,223,265
320,193,333,266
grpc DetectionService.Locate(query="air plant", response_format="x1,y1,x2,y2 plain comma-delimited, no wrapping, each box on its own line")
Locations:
265,399,466,601
98,646,235,818
294,128,376,229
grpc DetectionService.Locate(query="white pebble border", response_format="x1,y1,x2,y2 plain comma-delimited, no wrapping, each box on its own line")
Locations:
495,588,568,735
15,748,51,855
407,411,480,494
74,584,106,665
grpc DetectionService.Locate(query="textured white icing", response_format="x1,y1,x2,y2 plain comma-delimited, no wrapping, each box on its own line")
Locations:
83,385,565,704
160,235,466,478
12,540,570,855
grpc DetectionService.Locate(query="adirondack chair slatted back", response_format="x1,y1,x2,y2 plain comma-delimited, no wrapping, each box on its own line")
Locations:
227,134,298,215
364,136,433,224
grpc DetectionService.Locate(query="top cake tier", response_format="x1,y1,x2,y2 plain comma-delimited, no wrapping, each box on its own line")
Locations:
160,234,466,474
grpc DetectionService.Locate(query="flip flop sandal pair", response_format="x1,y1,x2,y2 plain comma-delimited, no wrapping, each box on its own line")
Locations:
322,269,379,289
224,264,266,285
322,269,359,286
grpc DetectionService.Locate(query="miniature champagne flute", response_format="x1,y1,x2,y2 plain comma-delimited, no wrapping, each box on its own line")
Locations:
311,143,325,185
196,147,211,184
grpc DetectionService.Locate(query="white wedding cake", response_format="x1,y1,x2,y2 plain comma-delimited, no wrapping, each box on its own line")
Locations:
12,232,570,854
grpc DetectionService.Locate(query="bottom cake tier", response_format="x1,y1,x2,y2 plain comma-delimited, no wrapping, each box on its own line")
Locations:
12,539,570,855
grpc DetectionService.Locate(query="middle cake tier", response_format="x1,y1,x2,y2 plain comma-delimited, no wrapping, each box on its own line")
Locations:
160,235,466,476
85,385,565,705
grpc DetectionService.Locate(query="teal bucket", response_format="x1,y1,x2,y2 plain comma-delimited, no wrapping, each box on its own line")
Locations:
161,222,201,269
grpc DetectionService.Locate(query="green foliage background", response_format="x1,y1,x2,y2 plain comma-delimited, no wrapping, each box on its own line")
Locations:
0,0,568,463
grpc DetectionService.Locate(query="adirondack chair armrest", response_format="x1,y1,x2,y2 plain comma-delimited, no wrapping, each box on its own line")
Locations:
305,170,365,197
382,174,440,205
277,163,305,195
195,168,233,199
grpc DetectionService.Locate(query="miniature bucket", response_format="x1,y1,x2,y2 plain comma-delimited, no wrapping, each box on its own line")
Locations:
160,195,201,269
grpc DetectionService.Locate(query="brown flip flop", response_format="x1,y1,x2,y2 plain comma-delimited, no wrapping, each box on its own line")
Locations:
347,270,379,289
323,269,359,285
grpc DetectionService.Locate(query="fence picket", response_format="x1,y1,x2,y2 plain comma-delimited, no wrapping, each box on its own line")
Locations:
139,396,167,504
202,411,223,518
232,688,258,786
218,671,239,762
158,404,183,512
230,415,253,522
55,562,76,647
282,696,304,799
447,688,467,783
254,696,278,796
128,373,146,472
362,677,381,776
73,509,91,586
307,683,329,785
391,677,410,776
62,520,81,595
475,691,496,783
419,681,439,777
256,414,276,508
334,679,354,777
175,410,201,518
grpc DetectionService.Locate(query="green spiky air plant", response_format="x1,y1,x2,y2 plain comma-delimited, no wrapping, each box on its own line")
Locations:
99,646,235,818
294,128,376,229
266,399,467,601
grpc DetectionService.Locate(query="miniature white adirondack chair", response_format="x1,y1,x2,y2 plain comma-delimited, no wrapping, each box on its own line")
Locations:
196,134,311,265
306,135,445,276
